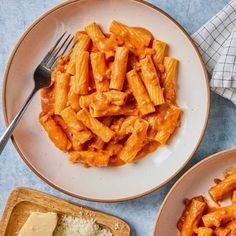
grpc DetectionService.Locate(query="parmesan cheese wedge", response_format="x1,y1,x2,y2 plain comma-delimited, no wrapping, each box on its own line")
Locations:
18,212,58,236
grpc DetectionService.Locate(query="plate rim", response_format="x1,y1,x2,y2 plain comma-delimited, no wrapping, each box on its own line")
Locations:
153,147,236,235
2,0,210,202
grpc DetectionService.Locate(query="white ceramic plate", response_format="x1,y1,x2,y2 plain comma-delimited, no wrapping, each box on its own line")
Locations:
3,0,209,201
154,148,236,235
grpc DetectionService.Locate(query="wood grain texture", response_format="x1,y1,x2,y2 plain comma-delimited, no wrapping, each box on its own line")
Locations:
0,188,130,236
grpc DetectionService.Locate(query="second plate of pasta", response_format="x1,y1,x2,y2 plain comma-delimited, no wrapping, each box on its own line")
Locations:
3,0,209,201
154,148,236,235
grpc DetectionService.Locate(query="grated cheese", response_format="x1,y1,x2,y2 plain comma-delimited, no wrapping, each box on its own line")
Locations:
53,215,112,236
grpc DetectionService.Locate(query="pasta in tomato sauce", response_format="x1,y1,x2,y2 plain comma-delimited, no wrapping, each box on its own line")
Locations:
39,20,181,168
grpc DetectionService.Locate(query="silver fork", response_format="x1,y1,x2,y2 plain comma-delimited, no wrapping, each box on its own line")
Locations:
0,32,74,154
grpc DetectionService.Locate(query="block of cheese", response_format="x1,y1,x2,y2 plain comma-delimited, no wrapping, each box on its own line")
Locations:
18,212,58,236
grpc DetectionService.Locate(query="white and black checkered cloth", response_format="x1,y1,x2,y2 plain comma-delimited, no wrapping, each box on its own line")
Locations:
192,0,236,105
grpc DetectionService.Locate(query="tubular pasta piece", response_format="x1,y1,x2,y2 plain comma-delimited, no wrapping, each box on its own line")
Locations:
202,205,236,228
89,117,113,150
209,171,236,202
154,105,181,145
79,93,94,108
112,116,138,141
214,227,229,236
226,220,236,235
54,73,70,114
67,78,81,112
154,130,171,145
69,151,110,167
66,33,90,75
80,90,135,117
140,55,165,105
177,196,206,232
118,119,148,163
89,104,137,117
77,109,114,142
110,47,129,90
132,26,153,46
180,199,206,236
90,136,105,150
214,220,236,236
79,90,128,109
39,114,71,151
54,115,83,151
74,51,90,95
90,52,109,92
152,40,167,72
109,20,152,49
163,57,178,103
61,107,93,144
85,22,106,42
127,69,155,115
100,90,128,105
197,227,213,236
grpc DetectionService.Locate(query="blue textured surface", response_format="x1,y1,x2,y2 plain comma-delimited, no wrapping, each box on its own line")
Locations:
0,0,235,235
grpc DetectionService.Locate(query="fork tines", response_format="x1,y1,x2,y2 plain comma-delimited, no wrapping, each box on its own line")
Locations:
43,32,74,69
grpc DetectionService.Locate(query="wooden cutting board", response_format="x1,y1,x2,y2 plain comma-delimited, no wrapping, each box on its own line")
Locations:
0,187,130,236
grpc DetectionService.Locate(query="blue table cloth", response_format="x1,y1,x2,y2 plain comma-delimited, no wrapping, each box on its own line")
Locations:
0,0,235,235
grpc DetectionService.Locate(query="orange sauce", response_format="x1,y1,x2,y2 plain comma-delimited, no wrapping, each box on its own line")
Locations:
109,156,125,167
39,21,181,168
95,27,153,58
95,34,123,52
40,85,55,114
132,27,153,44
135,141,160,161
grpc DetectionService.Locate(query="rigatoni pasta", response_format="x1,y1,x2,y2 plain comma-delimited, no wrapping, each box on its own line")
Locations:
110,46,129,90
69,151,110,167
118,118,149,163
74,51,90,95
180,199,206,236
54,73,70,115
208,170,236,202
77,109,114,143
60,107,92,144
163,56,178,103
39,20,181,168
109,20,152,52
126,69,155,115
66,33,90,75
67,76,81,112
178,168,236,235
152,40,167,73
85,22,106,45
197,227,213,236
39,114,71,151
90,52,110,92
140,55,165,105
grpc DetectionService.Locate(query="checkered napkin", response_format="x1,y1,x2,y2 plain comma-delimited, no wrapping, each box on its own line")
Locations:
192,0,236,105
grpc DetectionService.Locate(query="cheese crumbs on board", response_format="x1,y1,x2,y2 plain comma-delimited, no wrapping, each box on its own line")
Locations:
53,215,112,236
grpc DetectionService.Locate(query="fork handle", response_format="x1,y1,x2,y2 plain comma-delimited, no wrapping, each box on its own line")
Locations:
0,88,37,155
